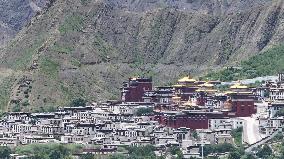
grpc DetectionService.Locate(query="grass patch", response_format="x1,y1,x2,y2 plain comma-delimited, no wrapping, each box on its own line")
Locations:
12,39,44,70
205,44,284,81
0,75,15,111
50,43,74,54
70,58,81,67
39,58,60,79
15,143,83,158
231,127,243,146
59,82,82,106
59,13,84,35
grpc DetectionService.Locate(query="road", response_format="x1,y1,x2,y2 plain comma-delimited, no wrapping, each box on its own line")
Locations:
241,117,264,145
245,130,279,153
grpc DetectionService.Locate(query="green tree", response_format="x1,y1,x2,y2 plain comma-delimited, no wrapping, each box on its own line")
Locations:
204,45,284,81
15,144,81,159
228,151,242,159
0,146,12,159
241,153,256,159
192,130,198,139
231,127,243,146
256,144,272,158
70,98,87,107
12,103,21,112
273,132,283,141
136,107,153,116
109,154,125,159
201,143,235,156
127,145,156,159
81,153,94,159
275,108,284,117
169,146,183,159
49,149,64,159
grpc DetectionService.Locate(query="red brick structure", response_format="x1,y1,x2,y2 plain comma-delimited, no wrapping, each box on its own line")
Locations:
224,82,256,117
228,94,256,117
121,77,152,102
155,111,224,129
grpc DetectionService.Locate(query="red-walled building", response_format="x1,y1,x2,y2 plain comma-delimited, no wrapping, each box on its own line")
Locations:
223,82,256,117
143,86,174,104
155,111,225,129
121,77,152,102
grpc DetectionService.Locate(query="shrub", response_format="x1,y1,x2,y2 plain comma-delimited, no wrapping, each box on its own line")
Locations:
256,144,272,158
0,146,12,159
70,98,87,107
136,107,153,116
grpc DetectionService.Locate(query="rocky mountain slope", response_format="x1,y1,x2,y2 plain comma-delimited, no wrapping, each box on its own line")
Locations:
0,0,284,111
0,0,47,47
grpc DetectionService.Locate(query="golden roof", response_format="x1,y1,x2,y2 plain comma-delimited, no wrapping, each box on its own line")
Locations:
230,81,248,89
225,91,234,94
225,91,252,94
178,76,196,83
196,89,217,92
131,77,139,80
172,84,185,87
183,101,198,107
172,96,181,99
223,101,232,110
198,82,214,87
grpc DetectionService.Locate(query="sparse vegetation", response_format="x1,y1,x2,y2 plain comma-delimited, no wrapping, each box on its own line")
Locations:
81,0,91,5
93,35,116,61
71,58,81,67
33,104,57,113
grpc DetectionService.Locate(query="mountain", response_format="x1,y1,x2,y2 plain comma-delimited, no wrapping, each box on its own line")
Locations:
0,0,48,47
0,0,284,112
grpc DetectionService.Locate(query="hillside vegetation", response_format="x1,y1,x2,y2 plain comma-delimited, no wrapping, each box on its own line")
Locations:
205,44,284,81
1,0,284,110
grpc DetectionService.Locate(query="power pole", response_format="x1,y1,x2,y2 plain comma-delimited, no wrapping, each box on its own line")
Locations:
201,131,204,159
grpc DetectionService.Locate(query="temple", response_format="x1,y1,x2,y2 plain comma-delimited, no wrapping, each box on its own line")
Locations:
120,75,256,129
